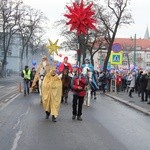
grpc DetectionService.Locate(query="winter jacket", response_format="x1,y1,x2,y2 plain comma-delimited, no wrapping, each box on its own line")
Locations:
128,74,136,88
139,74,148,90
71,75,88,97
146,75,150,90
116,75,122,86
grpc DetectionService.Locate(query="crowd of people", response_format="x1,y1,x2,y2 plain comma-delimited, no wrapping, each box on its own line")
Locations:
21,55,150,123
97,69,150,104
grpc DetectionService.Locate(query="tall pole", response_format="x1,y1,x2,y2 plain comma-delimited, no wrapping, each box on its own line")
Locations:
76,0,80,66
133,34,136,66
76,0,86,66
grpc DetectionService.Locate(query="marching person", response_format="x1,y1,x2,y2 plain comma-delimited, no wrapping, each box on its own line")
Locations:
99,71,106,94
58,56,73,75
146,71,150,104
71,67,88,121
30,67,38,92
30,55,50,93
116,72,122,93
58,56,73,89
139,71,148,101
42,67,62,122
21,65,31,96
128,72,136,98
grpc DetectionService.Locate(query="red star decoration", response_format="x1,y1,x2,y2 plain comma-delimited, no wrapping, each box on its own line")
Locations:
64,0,96,35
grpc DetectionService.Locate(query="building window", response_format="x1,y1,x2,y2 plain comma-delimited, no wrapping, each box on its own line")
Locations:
146,62,150,66
8,51,12,56
1,51,12,56
137,53,141,57
136,46,141,50
126,46,131,50
122,61,127,66
147,54,150,59
1,52,4,56
123,53,126,58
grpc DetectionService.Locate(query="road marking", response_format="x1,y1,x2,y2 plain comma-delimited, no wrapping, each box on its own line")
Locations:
0,90,18,100
13,108,30,130
8,86,17,90
0,93,21,112
4,99,9,102
9,94,16,99
11,130,22,150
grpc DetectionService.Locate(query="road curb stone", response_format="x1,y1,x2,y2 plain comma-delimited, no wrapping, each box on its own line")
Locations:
106,93,150,116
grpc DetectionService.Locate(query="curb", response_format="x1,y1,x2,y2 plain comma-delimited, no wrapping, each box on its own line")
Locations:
105,93,150,116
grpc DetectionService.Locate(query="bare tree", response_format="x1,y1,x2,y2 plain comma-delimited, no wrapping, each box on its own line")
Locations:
55,1,106,66
121,44,133,70
54,19,78,51
55,0,133,69
96,0,133,72
18,5,48,71
0,0,22,76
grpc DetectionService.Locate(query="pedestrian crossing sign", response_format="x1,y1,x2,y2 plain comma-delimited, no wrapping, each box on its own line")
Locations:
110,52,123,65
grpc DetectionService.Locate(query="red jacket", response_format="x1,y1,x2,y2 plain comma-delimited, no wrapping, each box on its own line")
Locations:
116,75,122,86
58,62,73,74
71,76,88,97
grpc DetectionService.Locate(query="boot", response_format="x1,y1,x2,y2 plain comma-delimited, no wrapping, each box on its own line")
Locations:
72,115,76,120
45,111,50,119
61,97,64,103
52,115,57,122
129,95,133,98
65,97,68,104
77,116,82,121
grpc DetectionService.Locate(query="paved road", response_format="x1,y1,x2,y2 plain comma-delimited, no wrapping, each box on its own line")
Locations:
0,91,150,150
0,74,21,109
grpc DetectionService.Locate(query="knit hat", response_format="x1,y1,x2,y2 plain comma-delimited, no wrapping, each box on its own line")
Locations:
77,67,82,73
64,56,68,60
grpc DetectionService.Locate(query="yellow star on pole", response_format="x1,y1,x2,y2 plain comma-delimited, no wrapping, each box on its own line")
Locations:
47,39,61,55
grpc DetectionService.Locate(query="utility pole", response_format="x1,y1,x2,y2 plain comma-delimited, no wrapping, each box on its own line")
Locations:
133,34,136,66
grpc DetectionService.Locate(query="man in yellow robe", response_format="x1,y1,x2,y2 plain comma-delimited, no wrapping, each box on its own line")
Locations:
30,55,50,93
42,68,62,122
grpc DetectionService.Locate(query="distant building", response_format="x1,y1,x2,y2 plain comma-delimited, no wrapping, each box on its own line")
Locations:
0,33,48,73
94,26,150,71
0,33,22,72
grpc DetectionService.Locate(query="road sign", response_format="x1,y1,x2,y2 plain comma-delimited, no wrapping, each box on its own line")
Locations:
110,52,123,65
112,43,122,53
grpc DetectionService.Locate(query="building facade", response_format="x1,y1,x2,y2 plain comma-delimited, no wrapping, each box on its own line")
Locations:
0,33,47,73
94,37,150,71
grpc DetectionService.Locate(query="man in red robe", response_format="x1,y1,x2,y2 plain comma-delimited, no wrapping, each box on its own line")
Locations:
58,56,73,75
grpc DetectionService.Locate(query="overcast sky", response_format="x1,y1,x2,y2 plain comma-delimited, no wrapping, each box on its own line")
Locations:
23,0,150,41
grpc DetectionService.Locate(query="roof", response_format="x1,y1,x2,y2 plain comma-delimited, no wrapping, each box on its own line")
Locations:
114,38,150,50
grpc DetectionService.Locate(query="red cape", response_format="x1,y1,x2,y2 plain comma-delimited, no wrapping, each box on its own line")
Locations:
58,62,73,74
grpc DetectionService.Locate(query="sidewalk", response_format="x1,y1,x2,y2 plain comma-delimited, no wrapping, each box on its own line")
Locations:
105,91,150,115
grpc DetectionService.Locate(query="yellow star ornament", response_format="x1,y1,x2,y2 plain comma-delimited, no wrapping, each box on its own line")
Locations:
47,39,61,55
